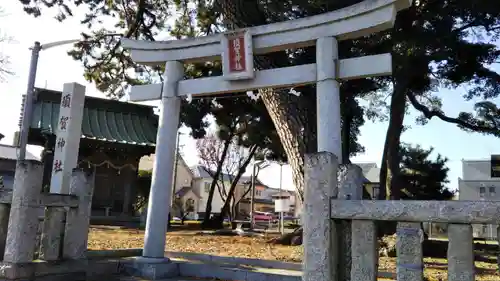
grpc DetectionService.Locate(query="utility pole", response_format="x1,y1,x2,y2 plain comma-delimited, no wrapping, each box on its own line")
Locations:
18,42,41,161
171,131,182,203
18,38,92,161
250,160,268,229
250,165,257,229
279,162,284,234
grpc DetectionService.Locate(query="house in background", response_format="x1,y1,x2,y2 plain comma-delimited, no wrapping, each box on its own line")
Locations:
358,163,381,199
190,165,252,219
238,184,298,217
138,156,381,221
139,154,302,220
139,154,200,218
291,162,381,219
458,159,499,239
189,166,300,219
0,144,41,189
139,155,254,219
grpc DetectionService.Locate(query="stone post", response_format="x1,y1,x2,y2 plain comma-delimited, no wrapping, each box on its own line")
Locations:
39,206,65,260
50,83,86,194
316,36,342,163
337,165,364,281
63,168,95,259
303,152,339,281
351,219,378,281
143,60,183,258
448,224,475,281
497,225,500,272
0,203,10,259
4,160,43,263
396,222,424,281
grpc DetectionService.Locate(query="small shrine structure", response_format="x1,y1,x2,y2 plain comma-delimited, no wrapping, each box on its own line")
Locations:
18,87,158,218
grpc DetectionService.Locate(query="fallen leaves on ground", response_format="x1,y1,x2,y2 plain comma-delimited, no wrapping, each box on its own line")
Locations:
87,227,498,281
87,226,302,262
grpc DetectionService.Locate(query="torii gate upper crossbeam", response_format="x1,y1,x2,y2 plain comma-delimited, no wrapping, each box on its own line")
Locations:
121,0,412,64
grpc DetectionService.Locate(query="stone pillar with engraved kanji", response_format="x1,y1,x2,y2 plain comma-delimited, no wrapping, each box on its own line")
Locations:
49,83,86,194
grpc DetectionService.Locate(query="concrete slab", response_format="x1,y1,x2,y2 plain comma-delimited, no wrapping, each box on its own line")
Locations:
177,261,300,281
165,251,301,271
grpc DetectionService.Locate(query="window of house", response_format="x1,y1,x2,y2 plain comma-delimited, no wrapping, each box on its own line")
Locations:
489,186,496,196
482,224,488,234
204,182,211,193
255,190,262,196
479,186,486,198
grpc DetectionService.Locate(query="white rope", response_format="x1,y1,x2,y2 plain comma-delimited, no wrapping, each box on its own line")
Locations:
77,159,137,171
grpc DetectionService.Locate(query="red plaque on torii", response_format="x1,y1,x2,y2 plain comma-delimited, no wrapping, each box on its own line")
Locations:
228,36,246,72
222,29,254,81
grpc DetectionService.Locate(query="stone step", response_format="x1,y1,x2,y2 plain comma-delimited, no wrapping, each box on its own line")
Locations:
88,275,206,281
113,277,233,281
93,260,301,281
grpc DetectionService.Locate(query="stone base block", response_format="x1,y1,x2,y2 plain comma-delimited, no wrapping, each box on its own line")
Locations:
0,259,120,281
119,257,179,280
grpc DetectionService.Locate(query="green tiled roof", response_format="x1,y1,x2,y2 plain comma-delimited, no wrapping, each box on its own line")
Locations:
29,88,158,146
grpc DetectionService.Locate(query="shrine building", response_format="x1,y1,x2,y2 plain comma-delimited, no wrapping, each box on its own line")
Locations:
18,88,158,221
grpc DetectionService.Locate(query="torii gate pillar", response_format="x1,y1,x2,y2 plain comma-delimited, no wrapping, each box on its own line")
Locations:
316,36,342,162
143,61,183,258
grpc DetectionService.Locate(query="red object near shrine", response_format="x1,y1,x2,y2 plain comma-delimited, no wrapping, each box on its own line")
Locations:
227,35,246,73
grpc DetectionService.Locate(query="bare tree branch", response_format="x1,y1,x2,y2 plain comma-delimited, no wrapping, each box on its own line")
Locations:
0,6,13,82
407,92,500,135
196,133,259,221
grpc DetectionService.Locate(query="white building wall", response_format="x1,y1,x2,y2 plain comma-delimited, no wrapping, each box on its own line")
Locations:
458,160,499,239
462,160,492,181
197,180,225,215
196,179,248,217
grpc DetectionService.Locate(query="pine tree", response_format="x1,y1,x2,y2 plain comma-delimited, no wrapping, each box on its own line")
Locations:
399,144,454,201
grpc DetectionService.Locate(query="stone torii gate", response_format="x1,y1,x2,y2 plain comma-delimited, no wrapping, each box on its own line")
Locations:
121,0,412,277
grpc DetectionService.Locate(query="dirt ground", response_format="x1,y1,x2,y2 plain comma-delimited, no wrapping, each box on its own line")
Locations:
87,226,499,281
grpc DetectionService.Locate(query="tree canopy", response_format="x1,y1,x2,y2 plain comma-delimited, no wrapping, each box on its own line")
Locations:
399,143,454,201
17,0,500,200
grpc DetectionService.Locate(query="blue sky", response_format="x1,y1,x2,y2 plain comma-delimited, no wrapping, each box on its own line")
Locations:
0,1,498,192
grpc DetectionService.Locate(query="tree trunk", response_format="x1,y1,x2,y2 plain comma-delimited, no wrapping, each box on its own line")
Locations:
379,83,407,200
202,136,232,229
217,0,316,203
268,226,303,246
378,136,389,200
341,95,353,164
219,145,257,220
376,82,407,238
259,88,313,202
